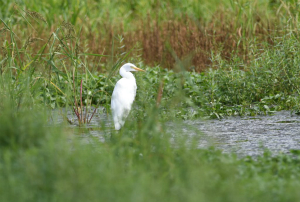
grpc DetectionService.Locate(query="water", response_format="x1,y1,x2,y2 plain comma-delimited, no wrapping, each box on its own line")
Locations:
55,109,300,157
183,110,300,157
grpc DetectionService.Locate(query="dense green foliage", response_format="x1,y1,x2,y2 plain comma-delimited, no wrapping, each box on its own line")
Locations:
44,32,300,119
1,0,300,70
1,83,300,201
1,0,300,201
0,0,273,28
2,32,300,200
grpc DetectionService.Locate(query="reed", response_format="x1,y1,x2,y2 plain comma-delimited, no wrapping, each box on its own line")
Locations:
1,0,298,72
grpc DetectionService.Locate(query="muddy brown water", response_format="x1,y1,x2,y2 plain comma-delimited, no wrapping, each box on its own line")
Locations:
56,109,300,157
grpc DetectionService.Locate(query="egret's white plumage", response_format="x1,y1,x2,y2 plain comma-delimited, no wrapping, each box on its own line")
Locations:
111,63,145,130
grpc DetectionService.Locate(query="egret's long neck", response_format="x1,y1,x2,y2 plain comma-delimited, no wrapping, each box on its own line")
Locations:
120,68,135,80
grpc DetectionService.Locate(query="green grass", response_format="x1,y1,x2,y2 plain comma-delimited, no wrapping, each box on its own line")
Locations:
1,0,294,28
1,0,300,71
36,30,300,118
0,0,259,26
1,34,300,200
0,84,300,201
1,0,300,201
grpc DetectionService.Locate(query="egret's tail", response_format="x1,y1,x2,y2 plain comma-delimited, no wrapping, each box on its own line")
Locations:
114,122,121,130
114,117,125,130
112,109,127,130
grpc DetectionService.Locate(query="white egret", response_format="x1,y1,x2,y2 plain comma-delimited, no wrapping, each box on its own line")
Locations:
111,63,145,130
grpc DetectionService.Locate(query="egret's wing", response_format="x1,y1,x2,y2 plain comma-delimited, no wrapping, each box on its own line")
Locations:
111,78,136,129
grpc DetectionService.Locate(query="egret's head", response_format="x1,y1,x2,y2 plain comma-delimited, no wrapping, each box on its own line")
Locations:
121,63,145,72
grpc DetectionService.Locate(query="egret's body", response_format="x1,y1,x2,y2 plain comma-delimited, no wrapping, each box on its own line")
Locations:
111,63,144,130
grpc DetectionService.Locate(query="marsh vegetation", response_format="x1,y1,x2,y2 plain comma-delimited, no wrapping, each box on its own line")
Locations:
1,0,300,201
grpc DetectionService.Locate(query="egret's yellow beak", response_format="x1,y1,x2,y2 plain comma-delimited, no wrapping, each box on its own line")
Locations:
132,66,145,72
